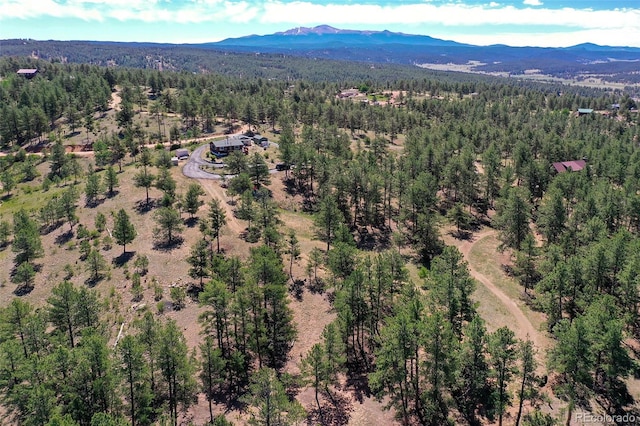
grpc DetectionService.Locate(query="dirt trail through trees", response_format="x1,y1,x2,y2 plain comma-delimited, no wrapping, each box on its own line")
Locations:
454,229,544,349
196,178,245,236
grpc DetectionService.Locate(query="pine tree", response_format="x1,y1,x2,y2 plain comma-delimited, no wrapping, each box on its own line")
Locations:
85,248,107,283
314,195,343,252
494,186,532,251
286,230,300,281
199,336,226,425
105,165,119,197
207,199,227,254
11,261,36,290
515,339,538,426
187,238,209,286
112,209,137,254
182,183,205,218
243,368,305,426
118,335,153,426
47,280,80,348
85,166,102,206
153,207,183,247
488,327,518,426
248,152,270,187
158,320,197,426
12,209,43,266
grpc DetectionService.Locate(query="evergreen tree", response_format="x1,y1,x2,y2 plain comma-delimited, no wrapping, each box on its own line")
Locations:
85,248,107,282
488,327,518,426
85,166,102,206
134,150,155,207
314,194,343,252
47,280,80,348
11,261,36,290
199,336,226,425
494,186,532,251
515,339,539,426
112,209,137,254
158,320,197,426
59,186,80,232
105,165,119,197
118,335,153,426
207,199,227,254
248,152,270,187
183,183,205,218
187,238,210,286
12,209,43,266
243,368,305,426
153,207,183,246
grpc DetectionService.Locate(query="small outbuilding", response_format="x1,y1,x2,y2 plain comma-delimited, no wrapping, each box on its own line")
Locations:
17,69,38,79
252,134,268,145
175,149,189,160
577,108,593,116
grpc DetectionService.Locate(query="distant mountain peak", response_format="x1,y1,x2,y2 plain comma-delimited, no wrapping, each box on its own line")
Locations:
277,25,368,36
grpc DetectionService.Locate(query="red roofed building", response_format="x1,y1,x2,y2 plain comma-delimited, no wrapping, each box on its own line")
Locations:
552,159,586,173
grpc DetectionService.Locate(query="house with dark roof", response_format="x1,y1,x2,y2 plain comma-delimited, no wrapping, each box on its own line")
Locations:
552,159,586,173
210,138,245,156
17,69,38,79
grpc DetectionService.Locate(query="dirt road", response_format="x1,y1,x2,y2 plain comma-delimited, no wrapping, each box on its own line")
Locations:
454,229,543,349
196,178,245,236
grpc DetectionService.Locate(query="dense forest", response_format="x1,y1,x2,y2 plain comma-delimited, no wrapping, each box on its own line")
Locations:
0,55,639,426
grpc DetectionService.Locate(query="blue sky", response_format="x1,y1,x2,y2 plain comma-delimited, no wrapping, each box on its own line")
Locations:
1,0,639,47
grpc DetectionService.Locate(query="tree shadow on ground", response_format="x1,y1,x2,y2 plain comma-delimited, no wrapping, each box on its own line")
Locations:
134,199,156,214
356,227,391,251
13,284,34,296
55,230,74,246
289,279,305,301
105,190,120,199
345,355,373,404
306,391,354,426
449,229,473,240
307,278,325,295
85,198,105,208
184,217,199,228
153,237,184,252
85,275,105,287
113,251,135,267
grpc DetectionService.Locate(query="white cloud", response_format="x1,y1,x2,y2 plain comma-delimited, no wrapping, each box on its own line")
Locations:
523,0,542,6
258,2,640,32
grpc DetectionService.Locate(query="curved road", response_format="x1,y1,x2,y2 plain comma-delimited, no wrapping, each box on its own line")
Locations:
182,142,281,180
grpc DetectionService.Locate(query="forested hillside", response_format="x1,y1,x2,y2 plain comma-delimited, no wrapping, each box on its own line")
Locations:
0,56,639,425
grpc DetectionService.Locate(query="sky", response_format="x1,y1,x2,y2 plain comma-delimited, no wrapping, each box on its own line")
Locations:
0,0,639,48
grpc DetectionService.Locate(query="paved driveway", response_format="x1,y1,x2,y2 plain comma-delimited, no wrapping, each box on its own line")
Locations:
182,142,281,180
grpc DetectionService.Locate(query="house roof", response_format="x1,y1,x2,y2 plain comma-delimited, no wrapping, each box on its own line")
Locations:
552,160,586,173
577,108,593,114
17,69,38,74
211,139,245,149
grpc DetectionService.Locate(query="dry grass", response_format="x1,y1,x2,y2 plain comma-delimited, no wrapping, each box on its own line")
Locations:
467,233,552,352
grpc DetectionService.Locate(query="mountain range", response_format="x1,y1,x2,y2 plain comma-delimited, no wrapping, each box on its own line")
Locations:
206,25,640,83
2,25,640,85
